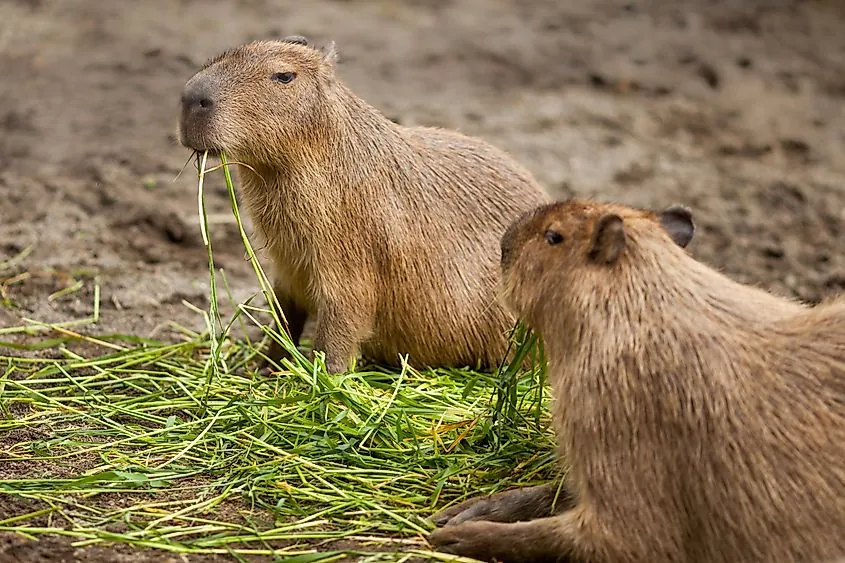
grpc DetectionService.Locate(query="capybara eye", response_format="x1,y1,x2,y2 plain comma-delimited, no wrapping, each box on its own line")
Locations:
272,72,297,84
544,230,564,245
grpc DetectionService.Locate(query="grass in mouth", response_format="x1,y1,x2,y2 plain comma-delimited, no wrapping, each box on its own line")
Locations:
0,151,556,561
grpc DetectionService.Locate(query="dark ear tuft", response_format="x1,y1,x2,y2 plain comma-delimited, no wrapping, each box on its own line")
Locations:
659,205,695,248
281,35,308,46
588,213,626,264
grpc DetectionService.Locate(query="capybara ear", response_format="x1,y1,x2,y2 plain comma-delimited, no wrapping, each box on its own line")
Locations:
588,213,626,265
659,205,694,248
321,41,339,67
281,35,308,46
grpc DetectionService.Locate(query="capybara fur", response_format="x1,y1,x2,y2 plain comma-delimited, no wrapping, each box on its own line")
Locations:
178,36,550,373
429,199,845,563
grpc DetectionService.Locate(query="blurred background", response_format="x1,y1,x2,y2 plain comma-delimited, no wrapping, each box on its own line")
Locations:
1,0,844,339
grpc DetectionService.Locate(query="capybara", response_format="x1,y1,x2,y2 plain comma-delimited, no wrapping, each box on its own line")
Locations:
178,36,550,373
429,199,845,563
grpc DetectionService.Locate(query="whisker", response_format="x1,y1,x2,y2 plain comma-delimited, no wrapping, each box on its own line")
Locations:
171,151,197,183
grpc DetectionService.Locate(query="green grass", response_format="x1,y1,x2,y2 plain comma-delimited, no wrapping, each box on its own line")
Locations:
0,153,556,561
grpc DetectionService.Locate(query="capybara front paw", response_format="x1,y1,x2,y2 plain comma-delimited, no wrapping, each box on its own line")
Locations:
321,354,349,374
432,485,562,527
432,496,496,527
428,521,504,562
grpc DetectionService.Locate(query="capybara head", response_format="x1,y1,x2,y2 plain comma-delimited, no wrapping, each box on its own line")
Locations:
499,199,695,325
178,36,338,163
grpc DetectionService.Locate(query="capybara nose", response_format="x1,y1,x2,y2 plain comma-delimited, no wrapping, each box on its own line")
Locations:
181,81,215,114
500,207,536,269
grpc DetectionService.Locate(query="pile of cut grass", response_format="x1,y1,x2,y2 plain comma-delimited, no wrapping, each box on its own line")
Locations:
0,153,556,561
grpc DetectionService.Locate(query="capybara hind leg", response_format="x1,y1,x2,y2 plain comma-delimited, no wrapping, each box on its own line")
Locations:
432,483,574,527
429,514,580,563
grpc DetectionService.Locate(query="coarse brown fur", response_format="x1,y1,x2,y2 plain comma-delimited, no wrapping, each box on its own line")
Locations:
177,37,550,373
429,198,845,563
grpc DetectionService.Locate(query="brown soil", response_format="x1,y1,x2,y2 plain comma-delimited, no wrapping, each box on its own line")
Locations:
2,0,845,561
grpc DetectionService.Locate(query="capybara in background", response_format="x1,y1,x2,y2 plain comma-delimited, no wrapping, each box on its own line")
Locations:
178,36,550,373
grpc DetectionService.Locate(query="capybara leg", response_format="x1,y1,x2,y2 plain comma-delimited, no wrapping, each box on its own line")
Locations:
260,291,308,371
432,483,574,527
429,512,582,563
312,304,373,374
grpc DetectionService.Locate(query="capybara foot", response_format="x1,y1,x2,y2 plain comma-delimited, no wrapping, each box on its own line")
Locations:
429,519,564,563
432,484,569,527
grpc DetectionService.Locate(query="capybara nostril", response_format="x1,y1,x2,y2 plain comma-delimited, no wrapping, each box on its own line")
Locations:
181,93,213,112
181,81,215,113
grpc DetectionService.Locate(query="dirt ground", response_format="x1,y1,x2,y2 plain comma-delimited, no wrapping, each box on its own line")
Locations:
2,0,845,560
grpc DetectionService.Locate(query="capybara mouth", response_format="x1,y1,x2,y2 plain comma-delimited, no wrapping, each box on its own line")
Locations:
186,143,222,157
178,127,222,155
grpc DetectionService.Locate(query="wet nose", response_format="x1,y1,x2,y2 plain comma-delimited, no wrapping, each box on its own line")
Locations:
500,223,519,269
501,206,545,269
181,80,215,113
501,211,529,267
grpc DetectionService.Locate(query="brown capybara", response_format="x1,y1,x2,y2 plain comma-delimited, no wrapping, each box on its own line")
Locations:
177,36,550,373
428,199,845,563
